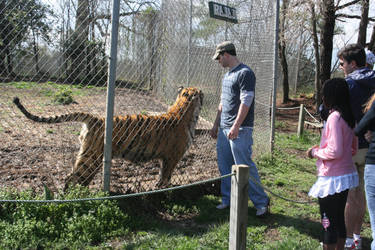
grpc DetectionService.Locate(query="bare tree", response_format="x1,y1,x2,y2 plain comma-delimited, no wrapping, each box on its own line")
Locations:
315,0,361,109
63,0,158,84
369,25,375,51
274,0,319,104
279,0,290,103
276,0,365,111
310,1,321,111
68,0,90,83
319,0,336,101
357,0,369,46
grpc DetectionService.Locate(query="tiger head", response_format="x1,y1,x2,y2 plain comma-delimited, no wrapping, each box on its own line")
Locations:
168,87,203,115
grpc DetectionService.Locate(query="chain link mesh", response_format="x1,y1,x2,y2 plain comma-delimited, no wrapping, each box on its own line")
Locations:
0,0,276,194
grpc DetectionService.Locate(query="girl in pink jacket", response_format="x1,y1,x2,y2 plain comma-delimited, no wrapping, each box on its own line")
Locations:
307,78,358,250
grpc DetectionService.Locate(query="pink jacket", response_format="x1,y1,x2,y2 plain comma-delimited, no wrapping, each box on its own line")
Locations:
311,111,357,176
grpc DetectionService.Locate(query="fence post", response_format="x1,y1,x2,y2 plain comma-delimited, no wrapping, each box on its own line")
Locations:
103,0,120,192
270,0,280,153
297,104,305,137
229,164,249,250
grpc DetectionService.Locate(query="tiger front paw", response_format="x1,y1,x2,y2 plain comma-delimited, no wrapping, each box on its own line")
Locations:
156,179,169,189
63,174,79,192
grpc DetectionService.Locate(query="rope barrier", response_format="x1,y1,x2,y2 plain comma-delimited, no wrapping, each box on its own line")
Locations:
0,173,234,204
248,175,317,204
254,100,271,108
303,107,320,124
0,171,318,205
254,99,300,110
276,106,301,110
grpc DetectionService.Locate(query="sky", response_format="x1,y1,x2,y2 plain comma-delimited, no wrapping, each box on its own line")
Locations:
335,0,375,48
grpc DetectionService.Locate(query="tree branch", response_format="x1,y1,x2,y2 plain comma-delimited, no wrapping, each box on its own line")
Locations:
92,1,156,21
336,13,375,22
336,0,361,11
94,11,139,21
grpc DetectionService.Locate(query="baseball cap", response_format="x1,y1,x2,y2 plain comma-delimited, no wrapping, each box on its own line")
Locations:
212,41,236,60
366,49,375,66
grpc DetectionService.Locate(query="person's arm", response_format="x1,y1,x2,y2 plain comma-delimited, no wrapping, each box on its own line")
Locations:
209,103,222,139
365,131,373,142
352,135,358,156
355,101,375,136
311,113,344,160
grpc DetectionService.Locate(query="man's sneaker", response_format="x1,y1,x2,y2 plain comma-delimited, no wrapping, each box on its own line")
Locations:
216,203,229,209
345,238,362,250
345,238,354,250
353,238,362,250
256,198,270,217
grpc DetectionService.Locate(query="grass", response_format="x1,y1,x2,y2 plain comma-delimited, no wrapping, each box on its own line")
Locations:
2,129,369,249
111,128,326,249
5,81,105,104
0,81,371,248
275,120,288,130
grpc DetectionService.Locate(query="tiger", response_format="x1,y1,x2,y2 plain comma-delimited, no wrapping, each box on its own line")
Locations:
13,86,204,190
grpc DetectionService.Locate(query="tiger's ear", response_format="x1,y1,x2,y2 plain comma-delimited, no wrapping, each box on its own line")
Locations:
178,86,184,94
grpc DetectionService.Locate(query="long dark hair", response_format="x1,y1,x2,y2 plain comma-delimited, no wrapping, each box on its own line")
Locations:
322,78,355,128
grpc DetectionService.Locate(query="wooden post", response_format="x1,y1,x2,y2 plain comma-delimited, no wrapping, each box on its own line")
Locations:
297,104,305,137
229,164,249,250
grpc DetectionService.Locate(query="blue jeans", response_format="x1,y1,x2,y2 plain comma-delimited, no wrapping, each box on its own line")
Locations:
217,127,269,209
365,164,375,250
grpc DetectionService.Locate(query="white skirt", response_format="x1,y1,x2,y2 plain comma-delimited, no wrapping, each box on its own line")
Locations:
308,172,359,198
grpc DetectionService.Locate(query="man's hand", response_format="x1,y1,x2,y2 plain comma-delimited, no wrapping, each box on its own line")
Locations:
227,125,239,140
365,130,373,142
210,126,218,139
210,105,222,140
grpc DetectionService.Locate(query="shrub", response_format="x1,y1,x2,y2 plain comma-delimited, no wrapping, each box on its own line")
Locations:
0,186,130,248
53,89,74,105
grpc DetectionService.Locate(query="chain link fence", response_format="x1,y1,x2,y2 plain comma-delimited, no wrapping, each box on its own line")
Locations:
0,0,277,194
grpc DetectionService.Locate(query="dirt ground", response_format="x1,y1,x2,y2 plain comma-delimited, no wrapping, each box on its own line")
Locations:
275,95,320,133
0,87,219,195
0,85,317,196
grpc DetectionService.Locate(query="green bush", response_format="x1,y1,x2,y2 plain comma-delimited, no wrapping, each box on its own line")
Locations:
53,89,74,105
0,186,130,248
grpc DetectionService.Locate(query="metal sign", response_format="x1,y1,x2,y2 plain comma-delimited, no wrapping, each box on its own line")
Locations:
208,1,238,24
